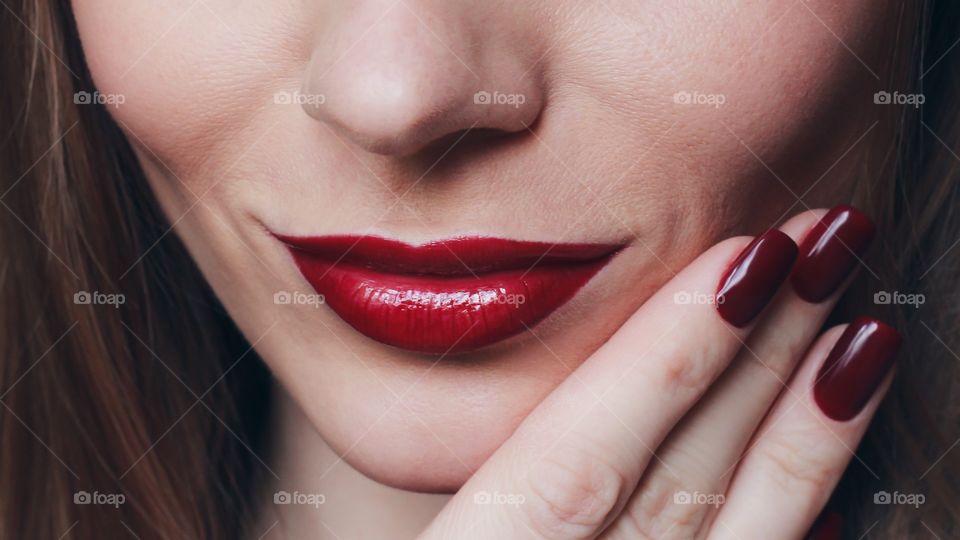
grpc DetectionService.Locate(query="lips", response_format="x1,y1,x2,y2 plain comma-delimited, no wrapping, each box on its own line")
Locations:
277,235,621,354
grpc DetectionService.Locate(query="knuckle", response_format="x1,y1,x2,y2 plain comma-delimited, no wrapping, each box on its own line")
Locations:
619,474,710,539
756,432,839,496
524,443,628,539
659,345,714,394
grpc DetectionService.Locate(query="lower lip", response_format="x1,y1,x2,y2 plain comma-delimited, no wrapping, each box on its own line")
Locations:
278,236,620,354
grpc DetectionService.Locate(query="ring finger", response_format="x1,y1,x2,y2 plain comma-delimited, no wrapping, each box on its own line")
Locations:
605,205,876,539
707,319,901,539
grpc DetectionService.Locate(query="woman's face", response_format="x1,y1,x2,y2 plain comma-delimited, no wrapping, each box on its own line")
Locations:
72,0,887,491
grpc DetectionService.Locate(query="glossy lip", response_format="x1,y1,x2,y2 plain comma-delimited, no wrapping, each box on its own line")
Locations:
276,235,623,354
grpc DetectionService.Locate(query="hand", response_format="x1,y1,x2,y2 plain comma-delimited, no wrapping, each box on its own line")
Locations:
420,208,898,539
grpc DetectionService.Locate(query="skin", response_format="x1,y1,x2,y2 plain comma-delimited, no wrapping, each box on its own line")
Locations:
70,0,893,537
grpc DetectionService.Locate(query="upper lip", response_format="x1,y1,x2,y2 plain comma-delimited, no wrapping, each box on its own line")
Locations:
275,235,622,275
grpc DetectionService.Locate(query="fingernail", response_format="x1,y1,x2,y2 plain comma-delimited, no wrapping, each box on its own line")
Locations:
814,317,901,421
791,205,875,303
806,511,843,540
716,230,798,327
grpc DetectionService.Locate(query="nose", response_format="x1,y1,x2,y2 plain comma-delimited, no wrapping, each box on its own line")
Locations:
300,1,545,156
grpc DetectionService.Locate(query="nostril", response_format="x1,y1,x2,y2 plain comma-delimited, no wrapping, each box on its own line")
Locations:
306,82,543,157
321,110,465,157
393,127,536,179
430,126,534,155
421,126,518,160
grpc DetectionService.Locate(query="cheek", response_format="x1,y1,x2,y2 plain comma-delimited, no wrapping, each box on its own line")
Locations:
70,0,310,180
707,1,882,146
669,0,884,165
573,0,884,205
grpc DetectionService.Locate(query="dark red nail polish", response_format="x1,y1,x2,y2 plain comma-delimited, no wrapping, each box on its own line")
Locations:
792,205,875,303
806,511,842,540
716,230,798,327
814,317,901,421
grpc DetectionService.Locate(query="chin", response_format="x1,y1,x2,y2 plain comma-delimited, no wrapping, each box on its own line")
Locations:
317,386,538,493
335,433,492,493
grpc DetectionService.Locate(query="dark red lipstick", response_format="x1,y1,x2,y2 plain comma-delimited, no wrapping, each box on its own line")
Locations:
277,235,621,354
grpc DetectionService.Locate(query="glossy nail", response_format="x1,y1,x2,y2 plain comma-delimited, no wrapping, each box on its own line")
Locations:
806,511,842,540
792,205,875,303
716,230,798,327
814,317,901,421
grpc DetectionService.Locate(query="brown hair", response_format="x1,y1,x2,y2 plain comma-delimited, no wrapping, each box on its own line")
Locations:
1,1,270,538
1,0,957,538
835,1,960,535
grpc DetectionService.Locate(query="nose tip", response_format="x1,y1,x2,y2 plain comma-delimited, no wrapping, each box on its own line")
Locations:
300,6,543,156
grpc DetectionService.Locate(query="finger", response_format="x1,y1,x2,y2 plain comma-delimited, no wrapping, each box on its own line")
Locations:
607,206,874,538
706,319,901,540
421,229,798,540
